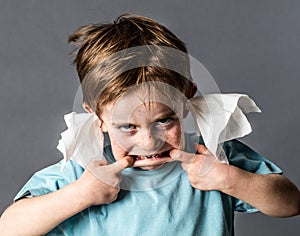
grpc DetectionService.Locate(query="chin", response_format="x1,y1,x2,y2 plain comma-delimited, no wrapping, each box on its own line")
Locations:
137,164,165,171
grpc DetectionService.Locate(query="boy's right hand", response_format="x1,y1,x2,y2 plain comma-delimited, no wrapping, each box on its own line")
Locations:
76,156,134,206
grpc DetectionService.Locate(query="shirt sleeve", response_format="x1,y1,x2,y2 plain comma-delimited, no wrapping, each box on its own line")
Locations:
14,160,84,202
223,139,283,213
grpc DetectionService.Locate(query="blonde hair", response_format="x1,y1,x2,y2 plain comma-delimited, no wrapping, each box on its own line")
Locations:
68,14,193,115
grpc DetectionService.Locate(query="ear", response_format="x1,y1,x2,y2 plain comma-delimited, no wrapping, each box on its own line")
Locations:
100,120,108,132
183,82,197,118
183,105,189,118
189,82,197,99
82,102,94,113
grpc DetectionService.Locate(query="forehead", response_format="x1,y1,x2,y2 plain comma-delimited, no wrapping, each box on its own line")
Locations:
119,81,185,106
116,100,175,119
102,84,184,121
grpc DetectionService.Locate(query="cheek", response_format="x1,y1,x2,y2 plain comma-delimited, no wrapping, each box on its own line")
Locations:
110,139,126,160
108,131,131,160
165,122,183,148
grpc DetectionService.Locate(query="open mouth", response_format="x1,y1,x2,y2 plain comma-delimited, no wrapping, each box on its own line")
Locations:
131,150,171,161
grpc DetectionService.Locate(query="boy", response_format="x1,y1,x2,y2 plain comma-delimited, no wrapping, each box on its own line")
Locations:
0,14,299,235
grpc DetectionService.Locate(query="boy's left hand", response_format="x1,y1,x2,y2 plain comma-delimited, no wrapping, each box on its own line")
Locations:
170,144,230,191
171,144,300,217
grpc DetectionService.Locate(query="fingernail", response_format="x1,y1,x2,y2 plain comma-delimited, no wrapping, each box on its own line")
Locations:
170,150,180,159
127,156,134,167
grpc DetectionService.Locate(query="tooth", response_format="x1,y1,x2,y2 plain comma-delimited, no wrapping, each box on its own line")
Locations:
136,153,162,159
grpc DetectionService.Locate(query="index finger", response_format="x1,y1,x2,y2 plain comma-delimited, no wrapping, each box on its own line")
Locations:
169,149,196,164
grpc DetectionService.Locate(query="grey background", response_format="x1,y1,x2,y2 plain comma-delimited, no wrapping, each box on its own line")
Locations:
0,0,299,235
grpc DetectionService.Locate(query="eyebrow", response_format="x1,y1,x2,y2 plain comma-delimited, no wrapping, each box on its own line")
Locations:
111,110,177,126
153,110,177,122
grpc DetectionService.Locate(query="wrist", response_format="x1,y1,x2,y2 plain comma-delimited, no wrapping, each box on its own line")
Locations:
218,164,234,193
219,164,253,196
71,179,95,208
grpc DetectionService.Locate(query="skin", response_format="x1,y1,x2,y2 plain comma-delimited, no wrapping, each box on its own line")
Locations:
170,145,300,217
0,90,299,235
100,98,184,171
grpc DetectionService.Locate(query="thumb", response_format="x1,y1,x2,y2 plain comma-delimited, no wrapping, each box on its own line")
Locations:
112,156,134,173
87,156,133,189
169,149,195,164
195,144,211,155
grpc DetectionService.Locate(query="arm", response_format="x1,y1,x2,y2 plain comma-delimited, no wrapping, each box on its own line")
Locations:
221,164,300,217
0,157,133,236
0,180,92,236
170,145,300,217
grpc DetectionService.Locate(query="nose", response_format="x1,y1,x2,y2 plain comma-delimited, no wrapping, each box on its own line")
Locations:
136,128,165,152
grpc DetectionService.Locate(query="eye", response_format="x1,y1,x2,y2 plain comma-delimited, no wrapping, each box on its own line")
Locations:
119,124,136,132
156,118,174,126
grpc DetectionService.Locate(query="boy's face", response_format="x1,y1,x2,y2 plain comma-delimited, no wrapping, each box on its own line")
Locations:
100,87,185,170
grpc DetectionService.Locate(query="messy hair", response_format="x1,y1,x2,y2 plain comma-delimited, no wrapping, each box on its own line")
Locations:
68,14,193,115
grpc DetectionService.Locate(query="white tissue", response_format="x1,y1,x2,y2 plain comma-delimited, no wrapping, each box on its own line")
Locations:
57,112,104,168
187,94,261,163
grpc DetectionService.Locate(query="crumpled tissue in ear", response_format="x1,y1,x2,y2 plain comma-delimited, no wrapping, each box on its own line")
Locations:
187,93,261,163
57,112,104,169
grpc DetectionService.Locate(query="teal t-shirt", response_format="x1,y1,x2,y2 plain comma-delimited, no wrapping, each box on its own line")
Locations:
15,134,282,236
